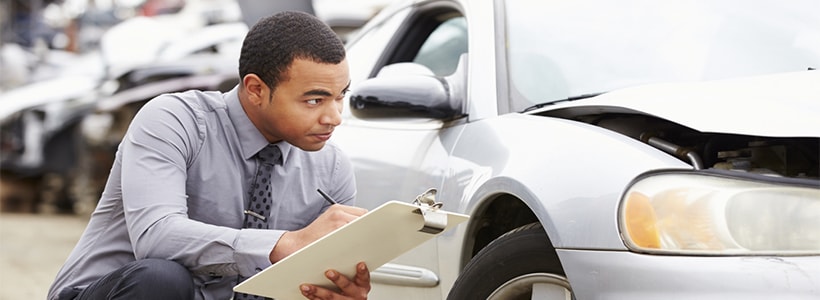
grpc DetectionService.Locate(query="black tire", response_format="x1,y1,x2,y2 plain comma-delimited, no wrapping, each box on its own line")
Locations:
448,222,573,300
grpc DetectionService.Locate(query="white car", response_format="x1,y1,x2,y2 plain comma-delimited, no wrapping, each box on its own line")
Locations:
332,0,820,299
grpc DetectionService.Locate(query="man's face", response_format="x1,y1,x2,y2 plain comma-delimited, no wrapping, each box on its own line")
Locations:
256,58,350,151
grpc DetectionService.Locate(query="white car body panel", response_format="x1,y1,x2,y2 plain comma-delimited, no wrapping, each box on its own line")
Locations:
540,71,820,137
335,0,820,298
559,250,820,300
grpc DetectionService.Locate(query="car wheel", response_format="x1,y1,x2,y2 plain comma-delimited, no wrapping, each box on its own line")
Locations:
448,222,573,300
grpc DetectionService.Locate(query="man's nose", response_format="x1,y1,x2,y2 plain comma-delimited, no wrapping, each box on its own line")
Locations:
320,101,342,126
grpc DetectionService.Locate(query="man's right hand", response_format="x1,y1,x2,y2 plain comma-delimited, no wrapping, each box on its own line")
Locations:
269,204,368,262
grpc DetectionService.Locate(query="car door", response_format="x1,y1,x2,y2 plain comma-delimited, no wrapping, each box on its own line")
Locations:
333,2,468,299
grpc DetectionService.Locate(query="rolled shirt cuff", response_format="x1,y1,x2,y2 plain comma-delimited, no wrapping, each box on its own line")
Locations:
233,228,282,277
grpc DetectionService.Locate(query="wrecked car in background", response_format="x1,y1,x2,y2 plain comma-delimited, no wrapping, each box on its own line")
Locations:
0,2,245,213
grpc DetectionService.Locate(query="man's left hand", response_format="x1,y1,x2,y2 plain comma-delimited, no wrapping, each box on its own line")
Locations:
300,262,371,300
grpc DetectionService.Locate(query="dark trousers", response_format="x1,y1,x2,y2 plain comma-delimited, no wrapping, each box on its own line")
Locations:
58,258,194,300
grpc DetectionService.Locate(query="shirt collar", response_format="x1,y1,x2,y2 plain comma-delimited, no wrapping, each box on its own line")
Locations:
225,86,292,165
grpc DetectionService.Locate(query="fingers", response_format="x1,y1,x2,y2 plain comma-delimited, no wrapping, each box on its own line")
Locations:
318,205,367,229
298,271,350,300
326,204,368,218
299,263,371,300
327,263,370,299
299,284,319,299
353,262,370,289
326,269,353,290
276,206,369,263
300,283,343,300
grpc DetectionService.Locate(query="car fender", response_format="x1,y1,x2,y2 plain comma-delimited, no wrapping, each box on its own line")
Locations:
444,113,690,252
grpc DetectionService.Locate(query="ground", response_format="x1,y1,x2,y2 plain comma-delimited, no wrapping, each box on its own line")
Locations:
0,212,87,299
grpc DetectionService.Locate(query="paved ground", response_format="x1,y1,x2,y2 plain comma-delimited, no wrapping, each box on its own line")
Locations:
0,212,88,300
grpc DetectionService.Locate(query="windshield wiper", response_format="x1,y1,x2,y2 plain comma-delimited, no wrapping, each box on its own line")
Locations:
521,92,604,113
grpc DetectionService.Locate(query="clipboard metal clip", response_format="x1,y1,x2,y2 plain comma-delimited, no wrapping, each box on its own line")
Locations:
412,188,447,234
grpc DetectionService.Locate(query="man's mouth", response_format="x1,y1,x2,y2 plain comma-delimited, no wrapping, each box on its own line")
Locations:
314,132,333,141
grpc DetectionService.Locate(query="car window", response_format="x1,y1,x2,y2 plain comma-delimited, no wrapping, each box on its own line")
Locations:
412,17,468,76
375,7,466,77
345,7,411,83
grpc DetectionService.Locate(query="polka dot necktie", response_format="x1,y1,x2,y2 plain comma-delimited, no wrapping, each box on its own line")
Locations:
235,144,281,300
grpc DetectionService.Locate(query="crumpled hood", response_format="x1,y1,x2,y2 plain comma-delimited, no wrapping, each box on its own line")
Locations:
538,71,820,137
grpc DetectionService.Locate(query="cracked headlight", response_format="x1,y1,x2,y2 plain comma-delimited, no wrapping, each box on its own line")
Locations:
619,170,820,255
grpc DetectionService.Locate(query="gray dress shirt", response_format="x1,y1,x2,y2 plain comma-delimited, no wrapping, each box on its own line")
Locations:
47,87,356,300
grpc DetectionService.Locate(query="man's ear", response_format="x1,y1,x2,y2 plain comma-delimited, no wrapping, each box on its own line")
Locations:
243,74,268,106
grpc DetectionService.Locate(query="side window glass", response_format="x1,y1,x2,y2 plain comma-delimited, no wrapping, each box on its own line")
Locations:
412,17,468,76
346,8,411,83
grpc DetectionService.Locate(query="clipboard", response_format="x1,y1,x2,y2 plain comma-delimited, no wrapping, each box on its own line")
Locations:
233,188,469,299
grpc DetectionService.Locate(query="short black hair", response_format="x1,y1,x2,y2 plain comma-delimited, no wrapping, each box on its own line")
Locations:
238,11,345,90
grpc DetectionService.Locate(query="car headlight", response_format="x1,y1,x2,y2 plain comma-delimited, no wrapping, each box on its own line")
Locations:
619,170,820,255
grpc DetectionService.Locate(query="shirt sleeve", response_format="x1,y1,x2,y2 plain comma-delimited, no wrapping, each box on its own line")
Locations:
119,94,278,277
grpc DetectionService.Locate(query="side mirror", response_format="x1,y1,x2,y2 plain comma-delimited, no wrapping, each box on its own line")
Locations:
350,57,466,119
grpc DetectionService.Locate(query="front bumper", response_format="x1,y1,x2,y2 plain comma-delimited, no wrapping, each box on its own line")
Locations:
558,249,820,299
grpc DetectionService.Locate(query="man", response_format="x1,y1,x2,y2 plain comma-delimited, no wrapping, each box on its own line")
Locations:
48,11,370,300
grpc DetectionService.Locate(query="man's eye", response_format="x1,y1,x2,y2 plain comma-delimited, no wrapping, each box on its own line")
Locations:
307,99,320,105
335,90,348,101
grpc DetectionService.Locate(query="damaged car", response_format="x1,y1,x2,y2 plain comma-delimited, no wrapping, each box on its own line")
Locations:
331,0,820,299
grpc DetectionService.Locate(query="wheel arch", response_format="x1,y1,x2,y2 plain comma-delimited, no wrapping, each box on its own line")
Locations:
459,177,565,275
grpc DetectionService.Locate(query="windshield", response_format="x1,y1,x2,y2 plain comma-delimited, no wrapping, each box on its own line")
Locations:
505,0,820,111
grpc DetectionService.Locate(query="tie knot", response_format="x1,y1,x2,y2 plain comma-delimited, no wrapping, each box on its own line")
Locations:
256,145,281,165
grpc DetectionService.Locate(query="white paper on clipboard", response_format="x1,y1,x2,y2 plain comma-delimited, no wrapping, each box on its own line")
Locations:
233,196,469,299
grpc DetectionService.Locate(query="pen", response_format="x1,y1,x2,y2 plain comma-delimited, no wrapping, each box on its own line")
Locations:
317,188,338,205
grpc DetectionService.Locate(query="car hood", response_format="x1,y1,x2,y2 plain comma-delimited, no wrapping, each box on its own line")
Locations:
537,71,820,137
